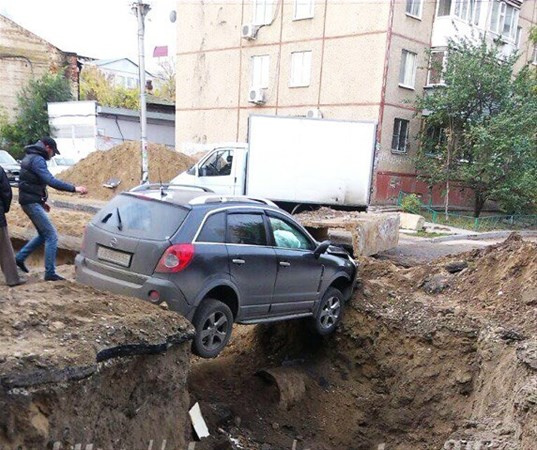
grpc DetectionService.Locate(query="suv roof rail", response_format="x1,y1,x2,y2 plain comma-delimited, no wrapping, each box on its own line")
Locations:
130,183,214,193
189,195,277,207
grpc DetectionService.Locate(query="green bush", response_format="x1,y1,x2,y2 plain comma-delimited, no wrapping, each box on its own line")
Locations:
401,194,422,214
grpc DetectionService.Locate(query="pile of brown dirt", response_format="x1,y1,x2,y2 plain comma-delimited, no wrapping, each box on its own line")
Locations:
59,142,195,200
7,203,92,239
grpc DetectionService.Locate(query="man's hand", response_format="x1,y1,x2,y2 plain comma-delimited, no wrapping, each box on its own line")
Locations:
75,186,88,195
43,203,51,212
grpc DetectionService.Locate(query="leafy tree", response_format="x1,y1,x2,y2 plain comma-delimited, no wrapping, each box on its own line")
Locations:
80,66,139,110
153,57,176,102
0,72,73,158
415,38,537,217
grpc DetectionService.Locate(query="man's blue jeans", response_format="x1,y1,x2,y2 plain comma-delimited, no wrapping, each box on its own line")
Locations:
16,203,58,277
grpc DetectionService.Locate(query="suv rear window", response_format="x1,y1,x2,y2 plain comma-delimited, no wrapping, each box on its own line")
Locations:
92,194,188,240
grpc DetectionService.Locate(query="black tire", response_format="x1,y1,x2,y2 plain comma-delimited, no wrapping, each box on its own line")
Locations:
192,298,233,358
311,287,344,336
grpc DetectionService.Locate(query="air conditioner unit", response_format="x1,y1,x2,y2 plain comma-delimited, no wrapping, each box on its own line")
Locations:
248,88,266,105
306,108,323,119
241,24,259,40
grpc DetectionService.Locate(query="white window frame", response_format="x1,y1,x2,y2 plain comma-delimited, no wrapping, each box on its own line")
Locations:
251,55,270,89
453,0,481,25
253,0,274,26
391,119,410,154
399,49,418,90
489,1,520,41
294,0,314,20
289,51,312,88
405,0,423,19
426,50,447,86
532,45,537,65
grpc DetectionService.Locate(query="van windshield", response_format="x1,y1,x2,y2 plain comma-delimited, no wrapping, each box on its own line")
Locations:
92,194,188,240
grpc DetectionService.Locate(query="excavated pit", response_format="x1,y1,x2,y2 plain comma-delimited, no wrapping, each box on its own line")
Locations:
189,235,537,449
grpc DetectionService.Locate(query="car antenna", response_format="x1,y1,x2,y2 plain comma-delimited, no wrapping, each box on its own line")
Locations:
159,168,165,197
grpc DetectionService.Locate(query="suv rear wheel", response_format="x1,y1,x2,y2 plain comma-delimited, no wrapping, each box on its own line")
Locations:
311,287,343,336
192,298,233,358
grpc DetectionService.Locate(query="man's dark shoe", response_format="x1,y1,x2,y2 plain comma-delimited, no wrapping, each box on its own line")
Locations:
16,259,29,273
44,274,66,282
7,278,27,287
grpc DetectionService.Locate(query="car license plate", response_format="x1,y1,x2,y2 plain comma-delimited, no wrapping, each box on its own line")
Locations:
97,246,132,268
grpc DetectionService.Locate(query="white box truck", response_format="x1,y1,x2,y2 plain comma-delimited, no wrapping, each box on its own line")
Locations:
172,115,377,209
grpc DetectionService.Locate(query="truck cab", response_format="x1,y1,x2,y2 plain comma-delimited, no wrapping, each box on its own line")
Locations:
172,145,247,195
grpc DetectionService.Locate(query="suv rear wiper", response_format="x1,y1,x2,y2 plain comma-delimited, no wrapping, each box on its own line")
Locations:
116,207,123,231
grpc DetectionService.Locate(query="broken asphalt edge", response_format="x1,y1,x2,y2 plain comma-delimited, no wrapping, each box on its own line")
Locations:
0,331,195,390
426,230,537,243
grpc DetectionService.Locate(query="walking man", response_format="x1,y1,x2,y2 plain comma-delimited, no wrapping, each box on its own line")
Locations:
0,165,25,286
15,137,87,281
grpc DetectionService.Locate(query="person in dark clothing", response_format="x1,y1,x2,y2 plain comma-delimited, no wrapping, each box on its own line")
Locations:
15,137,87,281
0,166,25,286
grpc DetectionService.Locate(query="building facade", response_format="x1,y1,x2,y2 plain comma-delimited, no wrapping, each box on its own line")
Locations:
0,14,79,121
175,0,537,206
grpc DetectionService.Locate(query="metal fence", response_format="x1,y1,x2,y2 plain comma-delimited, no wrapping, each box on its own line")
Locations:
397,192,537,231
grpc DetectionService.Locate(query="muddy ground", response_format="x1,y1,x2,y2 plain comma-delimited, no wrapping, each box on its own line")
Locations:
188,235,537,449
3,194,537,449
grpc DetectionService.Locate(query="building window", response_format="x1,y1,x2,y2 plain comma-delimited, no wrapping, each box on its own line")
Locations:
489,1,519,41
437,0,452,17
405,0,423,19
515,26,522,47
253,0,273,26
454,0,481,25
532,45,537,65
427,50,446,85
294,0,314,20
424,125,446,155
251,55,270,89
290,51,312,87
392,119,410,154
399,50,417,89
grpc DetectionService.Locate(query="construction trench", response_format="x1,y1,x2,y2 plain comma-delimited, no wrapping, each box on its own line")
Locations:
1,199,536,449
2,233,536,449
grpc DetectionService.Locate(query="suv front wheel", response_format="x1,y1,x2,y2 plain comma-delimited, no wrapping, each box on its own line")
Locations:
311,287,344,336
192,298,233,358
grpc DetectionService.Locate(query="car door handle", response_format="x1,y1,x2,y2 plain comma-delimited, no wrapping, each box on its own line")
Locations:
279,261,291,267
232,258,246,265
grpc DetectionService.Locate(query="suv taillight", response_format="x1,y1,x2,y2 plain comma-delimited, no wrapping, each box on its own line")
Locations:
155,244,195,273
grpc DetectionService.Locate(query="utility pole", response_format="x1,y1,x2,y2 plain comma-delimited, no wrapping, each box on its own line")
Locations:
132,0,151,184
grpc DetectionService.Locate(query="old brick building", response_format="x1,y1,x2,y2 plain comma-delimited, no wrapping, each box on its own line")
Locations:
0,14,80,121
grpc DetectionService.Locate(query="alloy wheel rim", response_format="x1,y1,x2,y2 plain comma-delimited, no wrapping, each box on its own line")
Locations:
200,311,229,350
319,296,341,329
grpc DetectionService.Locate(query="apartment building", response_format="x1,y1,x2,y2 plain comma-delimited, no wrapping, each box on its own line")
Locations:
175,0,537,206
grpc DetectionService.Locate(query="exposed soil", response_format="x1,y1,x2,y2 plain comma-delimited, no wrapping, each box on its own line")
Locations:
7,203,93,239
58,141,195,200
188,234,537,449
0,267,194,449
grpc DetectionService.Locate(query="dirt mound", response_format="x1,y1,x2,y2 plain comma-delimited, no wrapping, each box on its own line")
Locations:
59,142,195,200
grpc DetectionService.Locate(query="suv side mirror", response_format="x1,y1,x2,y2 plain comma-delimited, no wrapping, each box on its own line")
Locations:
313,240,331,259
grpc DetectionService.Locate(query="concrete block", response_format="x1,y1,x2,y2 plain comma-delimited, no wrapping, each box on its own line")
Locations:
299,213,400,257
399,212,425,231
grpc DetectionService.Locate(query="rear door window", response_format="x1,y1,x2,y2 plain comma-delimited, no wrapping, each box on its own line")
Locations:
227,213,267,246
93,194,188,240
197,212,226,243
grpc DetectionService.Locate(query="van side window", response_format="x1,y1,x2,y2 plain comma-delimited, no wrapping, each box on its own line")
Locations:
227,213,267,246
199,150,233,177
197,212,226,243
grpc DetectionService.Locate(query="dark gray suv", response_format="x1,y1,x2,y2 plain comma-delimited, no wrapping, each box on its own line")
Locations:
75,185,357,357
